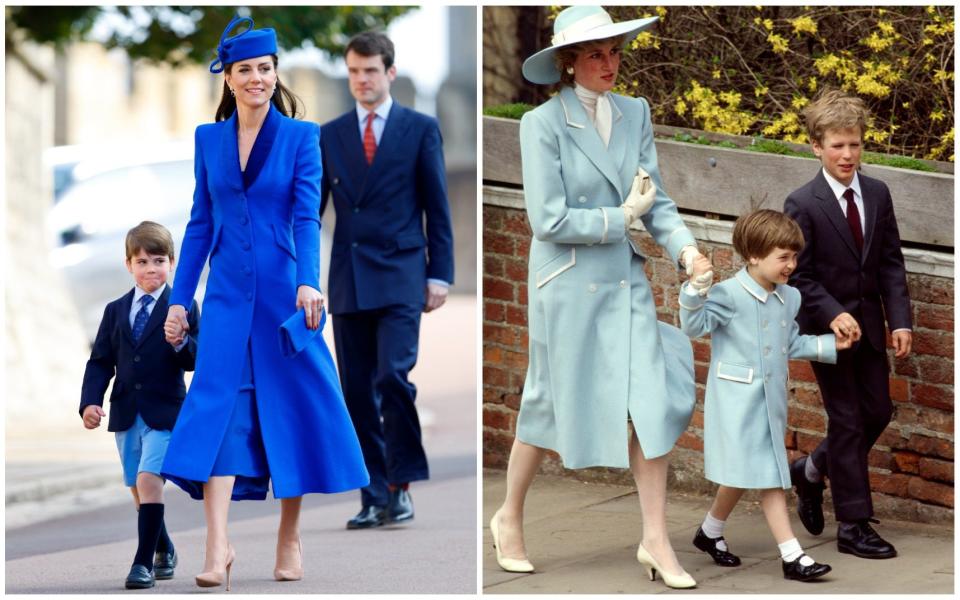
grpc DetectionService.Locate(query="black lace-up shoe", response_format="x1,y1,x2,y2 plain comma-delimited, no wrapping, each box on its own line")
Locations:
790,457,826,535
837,519,897,559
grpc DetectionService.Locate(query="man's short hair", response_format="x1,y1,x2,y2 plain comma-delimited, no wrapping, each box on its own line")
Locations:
732,209,804,261
125,221,175,260
345,31,395,70
802,89,869,144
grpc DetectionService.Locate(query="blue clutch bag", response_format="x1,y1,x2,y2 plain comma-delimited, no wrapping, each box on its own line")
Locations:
278,307,326,358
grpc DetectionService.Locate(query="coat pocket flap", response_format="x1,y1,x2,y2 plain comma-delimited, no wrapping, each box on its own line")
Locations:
535,248,576,289
396,234,427,250
272,223,296,260
716,361,754,384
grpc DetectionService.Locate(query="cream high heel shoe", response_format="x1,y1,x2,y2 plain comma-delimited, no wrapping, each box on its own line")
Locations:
196,544,236,591
636,542,696,589
490,511,535,573
274,537,304,581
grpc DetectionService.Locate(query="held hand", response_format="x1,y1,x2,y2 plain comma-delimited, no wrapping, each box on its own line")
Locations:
297,285,325,330
424,282,449,313
82,405,106,430
892,330,912,358
164,305,189,346
620,168,657,225
835,332,853,351
829,312,861,342
689,255,714,294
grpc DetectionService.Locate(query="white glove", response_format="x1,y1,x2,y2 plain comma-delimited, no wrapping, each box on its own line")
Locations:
621,167,656,227
681,245,714,296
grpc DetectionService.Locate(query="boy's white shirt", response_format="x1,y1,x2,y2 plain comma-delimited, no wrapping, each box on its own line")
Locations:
821,168,865,233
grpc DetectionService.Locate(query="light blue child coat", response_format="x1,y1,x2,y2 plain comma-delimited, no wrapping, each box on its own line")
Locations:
515,86,698,469
679,269,837,489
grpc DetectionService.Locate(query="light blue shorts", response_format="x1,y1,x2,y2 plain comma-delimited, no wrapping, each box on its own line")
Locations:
115,414,171,487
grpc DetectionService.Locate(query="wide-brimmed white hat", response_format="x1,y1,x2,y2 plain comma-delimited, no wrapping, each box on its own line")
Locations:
522,6,658,85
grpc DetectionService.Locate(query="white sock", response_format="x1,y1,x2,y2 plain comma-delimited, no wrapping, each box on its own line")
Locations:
804,456,822,483
778,538,814,566
702,512,728,551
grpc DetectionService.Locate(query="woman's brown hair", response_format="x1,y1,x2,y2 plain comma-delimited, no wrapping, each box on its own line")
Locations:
552,34,626,87
214,55,303,122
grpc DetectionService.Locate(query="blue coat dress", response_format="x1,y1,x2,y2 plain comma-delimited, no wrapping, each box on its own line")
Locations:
679,270,837,489
515,86,698,469
161,105,369,499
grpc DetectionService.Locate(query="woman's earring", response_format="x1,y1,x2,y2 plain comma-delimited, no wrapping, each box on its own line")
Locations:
229,88,235,97
566,67,574,75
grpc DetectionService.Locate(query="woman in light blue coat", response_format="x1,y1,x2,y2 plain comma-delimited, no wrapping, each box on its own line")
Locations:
489,6,712,589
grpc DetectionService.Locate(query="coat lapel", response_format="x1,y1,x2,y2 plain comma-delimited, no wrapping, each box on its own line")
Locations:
608,96,628,175
120,289,136,347
559,87,623,199
336,112,368,203
242,105,280,190
219,112,243,192
859,174,877,264
134,286,170,349
813,170,860,259
359,102,412,206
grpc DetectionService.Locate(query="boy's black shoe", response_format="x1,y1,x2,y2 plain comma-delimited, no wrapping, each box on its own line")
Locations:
154,547,177,580
347,505,387,529
782,555,831,581
692,527,741,566
837,519,897,559
386,488,414,523
125,564,155,589
790,457,826,535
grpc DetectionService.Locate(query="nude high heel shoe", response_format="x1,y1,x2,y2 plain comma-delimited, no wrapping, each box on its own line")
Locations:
274,537,304,581
490,511,535,573
196,544,235,591
636,542,696,589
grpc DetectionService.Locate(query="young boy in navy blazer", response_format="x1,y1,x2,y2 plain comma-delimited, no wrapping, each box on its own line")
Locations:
79,221,199,589
784,90,912,559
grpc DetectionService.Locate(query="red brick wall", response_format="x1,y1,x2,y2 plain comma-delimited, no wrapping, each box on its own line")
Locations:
483,202,954,522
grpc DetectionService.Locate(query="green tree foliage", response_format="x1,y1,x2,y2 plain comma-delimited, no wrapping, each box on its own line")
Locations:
6,6,413,67
600,6,954,161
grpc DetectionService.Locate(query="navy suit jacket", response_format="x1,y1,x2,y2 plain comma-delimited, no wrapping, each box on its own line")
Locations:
320,103,454,313
785,170,912,352
79,285,199,432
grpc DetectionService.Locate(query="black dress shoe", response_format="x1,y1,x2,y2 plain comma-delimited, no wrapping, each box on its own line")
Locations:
782,555,831,581
346,505,387,529
790,457,826,535
125,564,155,589
692,526,741,567
837,519,897,559
386,488,414,523
153,547,177,580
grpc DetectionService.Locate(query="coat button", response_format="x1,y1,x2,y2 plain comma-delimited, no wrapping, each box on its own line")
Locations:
242,241,251,251
764,346,771,356
619,280,627,288
578,196,587,204
246,293,253,301
588,283,597,293
135,383,142,390
764,374,771,383
762,319,769,329
333,177,340,185
781,320,787,327
242,266,251,275
781,346,788,354
240,216,248,225
351,242,358,248
353,207,360,213
134,356,141,362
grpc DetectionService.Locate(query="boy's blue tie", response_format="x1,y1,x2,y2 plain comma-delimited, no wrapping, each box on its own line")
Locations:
132,295,155,341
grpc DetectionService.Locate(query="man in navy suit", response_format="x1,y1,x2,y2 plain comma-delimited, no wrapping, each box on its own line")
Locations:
784,91,911,559
320,31,454,529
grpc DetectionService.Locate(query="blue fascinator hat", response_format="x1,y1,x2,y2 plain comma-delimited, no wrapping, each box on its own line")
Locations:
209,15,278,74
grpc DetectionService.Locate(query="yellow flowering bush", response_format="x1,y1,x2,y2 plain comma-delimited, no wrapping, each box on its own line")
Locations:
607,5,954,161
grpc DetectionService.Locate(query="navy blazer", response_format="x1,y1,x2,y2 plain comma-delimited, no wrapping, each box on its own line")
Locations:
785,170,912,351
79,285,199,432
319,102,454,313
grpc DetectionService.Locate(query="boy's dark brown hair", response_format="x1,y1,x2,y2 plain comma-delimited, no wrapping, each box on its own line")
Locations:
553,35,626,87
125,221,175,261
732,209,804,261
802,89,869,144
345,31,395,70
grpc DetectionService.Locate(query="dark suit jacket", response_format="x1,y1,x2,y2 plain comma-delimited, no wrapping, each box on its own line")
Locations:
319,102,454,314
79,285,199,432
784,169,912,351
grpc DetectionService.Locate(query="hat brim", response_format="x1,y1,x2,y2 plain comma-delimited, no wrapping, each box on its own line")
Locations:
522,16,659,85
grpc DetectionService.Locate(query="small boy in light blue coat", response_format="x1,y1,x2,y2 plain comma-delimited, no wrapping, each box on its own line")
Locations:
679,210,852,582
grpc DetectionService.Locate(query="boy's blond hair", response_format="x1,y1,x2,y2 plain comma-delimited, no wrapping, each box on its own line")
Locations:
732,209,804,261
125,221,175,261
802,89,869,144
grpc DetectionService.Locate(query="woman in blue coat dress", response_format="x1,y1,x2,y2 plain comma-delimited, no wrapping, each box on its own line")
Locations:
161,16,368,589
488,6,714,590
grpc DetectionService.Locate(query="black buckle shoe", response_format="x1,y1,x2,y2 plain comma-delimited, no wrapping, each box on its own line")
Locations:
125,564,156,589
153,547,177,580
386,488,414,523
790,457,826,535
782,555,831,581
692,526,741,567
346,505,387,530
837,519,897,559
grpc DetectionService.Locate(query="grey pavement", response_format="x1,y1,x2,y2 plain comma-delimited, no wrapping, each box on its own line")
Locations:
6,295,477,594
483,470,954,594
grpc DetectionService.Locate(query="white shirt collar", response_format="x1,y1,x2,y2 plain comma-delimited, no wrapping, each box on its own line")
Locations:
356,95,393,124
133,283,165,306
822,167,862,201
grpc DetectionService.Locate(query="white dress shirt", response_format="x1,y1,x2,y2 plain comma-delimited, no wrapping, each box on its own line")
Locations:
821,168,865,235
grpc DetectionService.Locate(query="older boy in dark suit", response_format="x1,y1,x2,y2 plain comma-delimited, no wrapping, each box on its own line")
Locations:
319,31,454,529
784,90,912,559
80,221,199,588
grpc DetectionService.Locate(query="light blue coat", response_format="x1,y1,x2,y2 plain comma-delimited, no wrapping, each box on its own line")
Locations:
679,269,837,489
515,86,697,469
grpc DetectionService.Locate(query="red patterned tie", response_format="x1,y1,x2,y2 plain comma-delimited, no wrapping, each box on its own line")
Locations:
363,112,377,165
843,188,864,252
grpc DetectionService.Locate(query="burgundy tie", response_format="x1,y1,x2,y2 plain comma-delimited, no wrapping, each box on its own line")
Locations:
363,112,377,165
843,188,864,252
